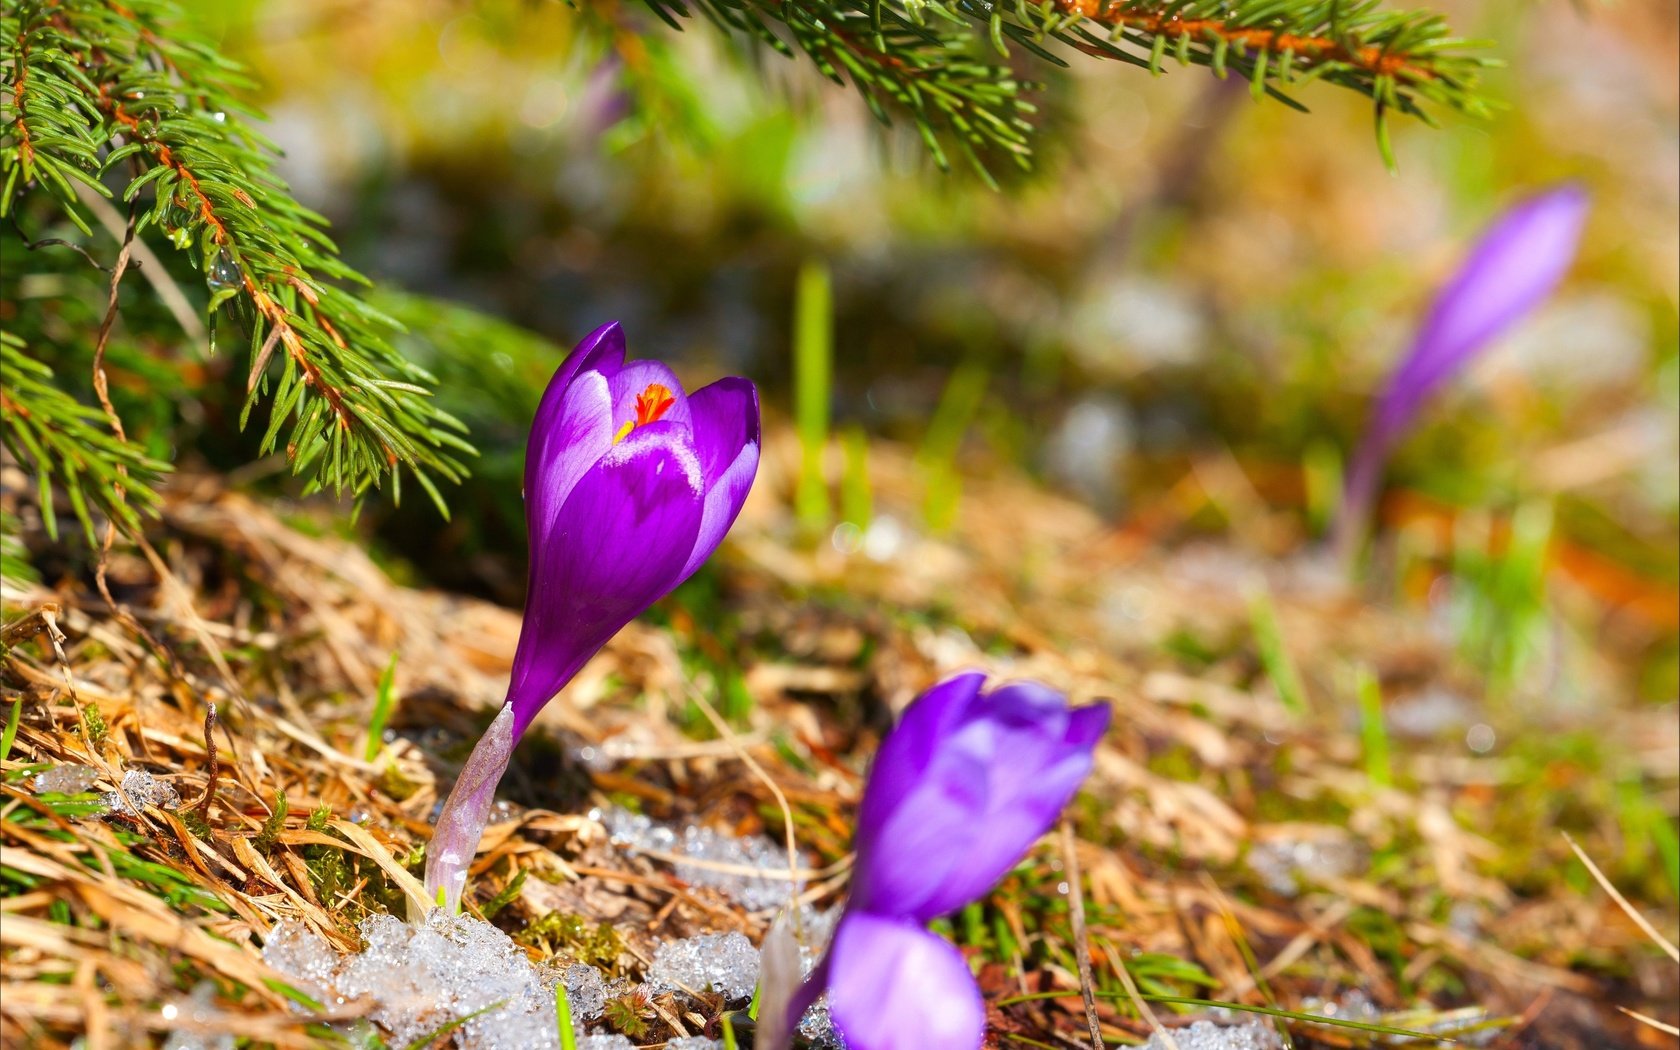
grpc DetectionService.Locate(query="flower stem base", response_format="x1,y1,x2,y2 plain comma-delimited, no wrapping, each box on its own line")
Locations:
418,702,516,920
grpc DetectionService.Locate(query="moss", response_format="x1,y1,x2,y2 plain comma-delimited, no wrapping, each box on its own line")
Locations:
181,809,213,840
303,837,349,909
377,763,418,802
253,789,287,854
81,702,107,747
516,911,623,969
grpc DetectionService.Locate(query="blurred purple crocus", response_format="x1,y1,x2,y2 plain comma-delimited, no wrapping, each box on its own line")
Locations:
778,673,1110,1049
421,322,760,915
1336,185,1588,558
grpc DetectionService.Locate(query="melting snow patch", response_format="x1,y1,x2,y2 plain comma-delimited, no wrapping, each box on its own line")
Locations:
646,931,759,1001
596,806,801,911
1142,1021,1283,1041
102,769,180,815
1140,1020,1282,1049
259,921,340,1006
263,910,609,1049
32,763,100,795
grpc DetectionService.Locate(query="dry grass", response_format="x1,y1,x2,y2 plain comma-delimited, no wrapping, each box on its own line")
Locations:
1,428,1676,1049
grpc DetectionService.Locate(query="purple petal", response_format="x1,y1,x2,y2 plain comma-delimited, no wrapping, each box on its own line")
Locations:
851,677,1106,921
524,322,626,512
1404,185,1588,396
686,378,761,480
850,725,993,918
826,912,986,1050
969,684,1107,813
677,379,762,579
914,750,1097,914
855,672,986,844
1065,701,1114,752
681,440,759,580
526,370,613,547
508,424,705,737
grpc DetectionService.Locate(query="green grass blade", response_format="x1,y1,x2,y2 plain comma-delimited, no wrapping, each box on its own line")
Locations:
556,981,578,1050
916,362,988,533
794,259,833,531
1250,587,1307,715
404,998,508,1049
1356,663,1392,788
0,699,20,764
364,651,399,762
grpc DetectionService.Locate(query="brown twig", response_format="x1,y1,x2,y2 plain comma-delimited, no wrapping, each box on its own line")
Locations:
1056,0,1439,83
71,182,205,341
189,703,220,820
1061,818,1104,1050
85,200,172,671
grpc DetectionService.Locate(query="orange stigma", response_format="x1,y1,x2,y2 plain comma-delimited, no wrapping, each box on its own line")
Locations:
635,384,675,426
615,383,677,444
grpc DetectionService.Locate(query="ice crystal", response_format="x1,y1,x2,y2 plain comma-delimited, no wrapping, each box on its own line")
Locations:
646,931,759,1001
101,769,180,815
1140,1021,1283,1049
262,911,609,1049
32,763,100,795
596,806,800,911
260,921,340,1006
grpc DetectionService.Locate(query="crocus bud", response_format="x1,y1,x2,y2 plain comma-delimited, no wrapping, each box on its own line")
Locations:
1339,186,1589,557
423,322,760,915
511,321,762,740
781,673,1109,1050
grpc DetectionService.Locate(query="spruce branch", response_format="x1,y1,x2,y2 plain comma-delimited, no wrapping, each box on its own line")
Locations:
1041,0,1491,148
626,0,1491,174
0,331,167,546
2,0,473,515
636,0,1037,180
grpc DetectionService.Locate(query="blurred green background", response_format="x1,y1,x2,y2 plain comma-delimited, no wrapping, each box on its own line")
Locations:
155,0,1680,704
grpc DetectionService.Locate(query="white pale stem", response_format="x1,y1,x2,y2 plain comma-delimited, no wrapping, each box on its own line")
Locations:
417,702,516,921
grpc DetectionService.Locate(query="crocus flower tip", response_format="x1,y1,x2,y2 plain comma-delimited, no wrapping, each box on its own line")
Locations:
801,673,1106,1049
1337,182,1588,559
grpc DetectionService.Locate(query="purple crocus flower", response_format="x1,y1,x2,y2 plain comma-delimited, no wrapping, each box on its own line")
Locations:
421,322,760,915
779,673,1110,1049
1337,185,1589,557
